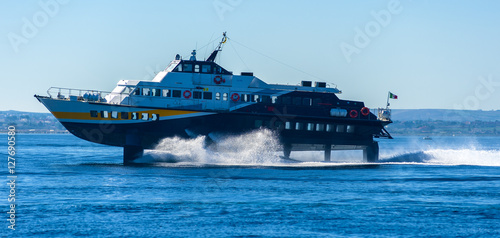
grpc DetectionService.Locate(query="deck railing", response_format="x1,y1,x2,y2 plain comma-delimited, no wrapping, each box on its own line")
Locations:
377,108,392,121
46,87,130,105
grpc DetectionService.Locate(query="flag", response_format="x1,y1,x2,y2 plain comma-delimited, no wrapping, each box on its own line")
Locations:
389,92,398,99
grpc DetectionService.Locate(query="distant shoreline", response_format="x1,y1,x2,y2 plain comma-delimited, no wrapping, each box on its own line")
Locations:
2,110,499,136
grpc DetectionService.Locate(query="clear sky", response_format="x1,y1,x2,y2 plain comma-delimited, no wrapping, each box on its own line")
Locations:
1,0,500,112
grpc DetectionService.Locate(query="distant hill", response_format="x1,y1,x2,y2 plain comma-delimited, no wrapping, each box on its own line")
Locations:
0,110,66,133
390,109,500,122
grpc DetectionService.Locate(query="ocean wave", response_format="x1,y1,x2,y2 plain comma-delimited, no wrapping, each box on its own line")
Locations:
382,149,500,166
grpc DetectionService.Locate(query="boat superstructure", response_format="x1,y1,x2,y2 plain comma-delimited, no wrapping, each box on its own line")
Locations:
35,33,393,164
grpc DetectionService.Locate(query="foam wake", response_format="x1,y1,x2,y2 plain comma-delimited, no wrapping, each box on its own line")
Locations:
135,129,284,165
134,129,500,167
382,149,500,166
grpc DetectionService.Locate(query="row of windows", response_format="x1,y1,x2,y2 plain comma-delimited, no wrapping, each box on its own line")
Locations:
134,87,241,102
172,63,229,74
254,120,355,133
132,87,333,106
88,110,354,132
90,111,159,121
134,88,215,100
287,122,354,133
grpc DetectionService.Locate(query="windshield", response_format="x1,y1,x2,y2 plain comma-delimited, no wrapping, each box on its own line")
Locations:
165,60,180,72
112,86,136,95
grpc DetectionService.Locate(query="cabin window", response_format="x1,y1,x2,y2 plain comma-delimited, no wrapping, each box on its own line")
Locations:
255,120,263,128
261,95,271,104
90,110,98,118
215,92,221,100
111,111,118,119
142,88,151,96
272,96,280,104
274,121,283,129
203,92,212,100
132,112,138,120
215,66,224,74
303,98,312,106
336,125,345,133
183,64,193,72
166,61,178,72
295,122,303,130
252,95,259,102
313,98,322,106
293,97,301,105
194,64,200,73
193,91,202,99
242,94,250,102
285,121,292,130
123,86,135,94
326,124,334,132
347,125,355,133
121,112,129,119
162,89,171,97
172,90,182,98
153,89,161,97
223,93,228,101
202,65,212,73
174,64,182,72
151,114,159,121
141,113,149,121
134,88,142,95
307,123,314,131
101,111,109,118
316,123,325,131
282,96,292,105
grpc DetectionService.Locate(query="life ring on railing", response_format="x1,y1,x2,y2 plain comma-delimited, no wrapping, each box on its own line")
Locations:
214,76,225,84
360,107,370,116
349,110,358,118
231,93,240,102
183,90,192,99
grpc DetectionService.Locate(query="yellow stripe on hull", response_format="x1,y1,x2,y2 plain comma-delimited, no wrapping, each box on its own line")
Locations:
52,109,201,121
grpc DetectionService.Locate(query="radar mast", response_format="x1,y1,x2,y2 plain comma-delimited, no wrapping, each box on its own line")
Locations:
206,32,227,62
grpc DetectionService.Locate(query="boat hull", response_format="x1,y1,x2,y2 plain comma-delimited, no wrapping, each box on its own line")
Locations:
37,96,387,151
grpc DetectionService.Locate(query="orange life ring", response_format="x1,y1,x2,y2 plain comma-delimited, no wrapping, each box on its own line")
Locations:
349,110,358,118
360,107,370,116
214,76,225,84
183,90,191,99
231,93,240,102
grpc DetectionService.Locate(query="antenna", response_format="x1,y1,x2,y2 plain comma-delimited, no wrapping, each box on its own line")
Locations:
206,32,227,62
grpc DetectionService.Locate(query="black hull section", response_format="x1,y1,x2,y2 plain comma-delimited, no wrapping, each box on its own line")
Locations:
61,112,386,152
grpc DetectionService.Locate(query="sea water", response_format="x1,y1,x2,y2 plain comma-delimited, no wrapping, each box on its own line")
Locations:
2,131,500,237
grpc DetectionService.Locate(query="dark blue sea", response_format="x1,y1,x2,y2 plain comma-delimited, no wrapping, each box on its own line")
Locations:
2,131,500,237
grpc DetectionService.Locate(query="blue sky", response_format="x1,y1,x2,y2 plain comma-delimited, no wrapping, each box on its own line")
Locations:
2,0,500,112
